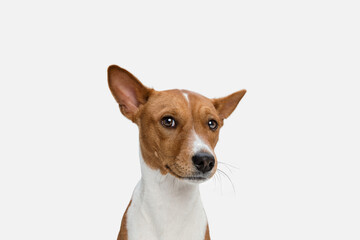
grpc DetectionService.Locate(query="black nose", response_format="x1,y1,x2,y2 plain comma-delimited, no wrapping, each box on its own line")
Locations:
192,152,215,173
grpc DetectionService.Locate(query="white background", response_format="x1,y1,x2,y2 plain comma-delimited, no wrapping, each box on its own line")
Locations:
1,0,359,239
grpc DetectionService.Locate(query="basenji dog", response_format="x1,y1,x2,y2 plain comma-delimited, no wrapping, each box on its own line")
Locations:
107,65,246,240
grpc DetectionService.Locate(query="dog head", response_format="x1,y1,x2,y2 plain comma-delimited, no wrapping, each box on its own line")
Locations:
108,65,246,183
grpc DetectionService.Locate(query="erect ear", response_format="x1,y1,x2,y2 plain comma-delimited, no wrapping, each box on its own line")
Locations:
212,89,247,120
108,65,152,122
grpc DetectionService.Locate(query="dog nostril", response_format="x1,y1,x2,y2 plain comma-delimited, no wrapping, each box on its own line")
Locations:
209,161,214,169
192,152,215,173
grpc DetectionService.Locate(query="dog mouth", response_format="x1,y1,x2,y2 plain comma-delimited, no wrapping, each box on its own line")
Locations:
165,165,207,181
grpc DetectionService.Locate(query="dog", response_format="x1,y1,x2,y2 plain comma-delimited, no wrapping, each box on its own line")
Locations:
107,65,246,240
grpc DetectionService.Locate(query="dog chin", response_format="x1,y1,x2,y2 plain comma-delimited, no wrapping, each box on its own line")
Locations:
182,176,210,184
165,165,213,184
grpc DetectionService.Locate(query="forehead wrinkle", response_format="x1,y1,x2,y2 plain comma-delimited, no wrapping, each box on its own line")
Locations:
184,92,205,137
198,106,220,122
186,93,209,118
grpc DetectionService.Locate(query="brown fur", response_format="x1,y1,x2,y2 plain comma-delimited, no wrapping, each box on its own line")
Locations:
204,224,211,240
138,89,223,178
108,65,246,240
117,201,132,240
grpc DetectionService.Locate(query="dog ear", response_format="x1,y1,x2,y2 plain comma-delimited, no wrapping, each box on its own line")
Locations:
108,65,152,122
212,89,246,120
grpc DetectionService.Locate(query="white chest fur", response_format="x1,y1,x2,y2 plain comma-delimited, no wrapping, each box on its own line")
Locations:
125,153,208,240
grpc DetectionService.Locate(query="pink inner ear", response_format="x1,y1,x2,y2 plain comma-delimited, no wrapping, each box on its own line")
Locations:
114,84,140,112
108,65,150,120
123,87,138,106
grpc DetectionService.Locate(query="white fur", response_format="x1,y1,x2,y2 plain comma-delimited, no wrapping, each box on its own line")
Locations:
126,151,208,240
191,131,213,155
182,92,190,103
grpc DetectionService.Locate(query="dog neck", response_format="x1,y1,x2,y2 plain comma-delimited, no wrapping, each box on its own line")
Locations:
125,150,208,240
140,151,200,199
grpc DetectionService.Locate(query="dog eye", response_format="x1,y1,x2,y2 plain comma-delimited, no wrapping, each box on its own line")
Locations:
161,116,176,128
208,119,218,131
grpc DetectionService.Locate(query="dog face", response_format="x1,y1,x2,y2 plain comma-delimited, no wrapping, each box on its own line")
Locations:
108,65,246,183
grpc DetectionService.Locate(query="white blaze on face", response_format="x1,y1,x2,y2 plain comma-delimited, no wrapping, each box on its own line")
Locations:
182,92,190,104
181,90,215,157
191,130,214,156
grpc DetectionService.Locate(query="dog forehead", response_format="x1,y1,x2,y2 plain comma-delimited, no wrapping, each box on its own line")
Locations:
143,89,186,114
181,89,214,109
146,89,212,110
150,89,187,105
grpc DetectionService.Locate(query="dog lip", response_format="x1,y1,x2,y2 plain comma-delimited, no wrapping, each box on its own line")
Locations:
165,165,207,181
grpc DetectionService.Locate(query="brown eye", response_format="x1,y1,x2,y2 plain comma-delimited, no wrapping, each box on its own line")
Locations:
161,116,176,128
208,119,218,131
